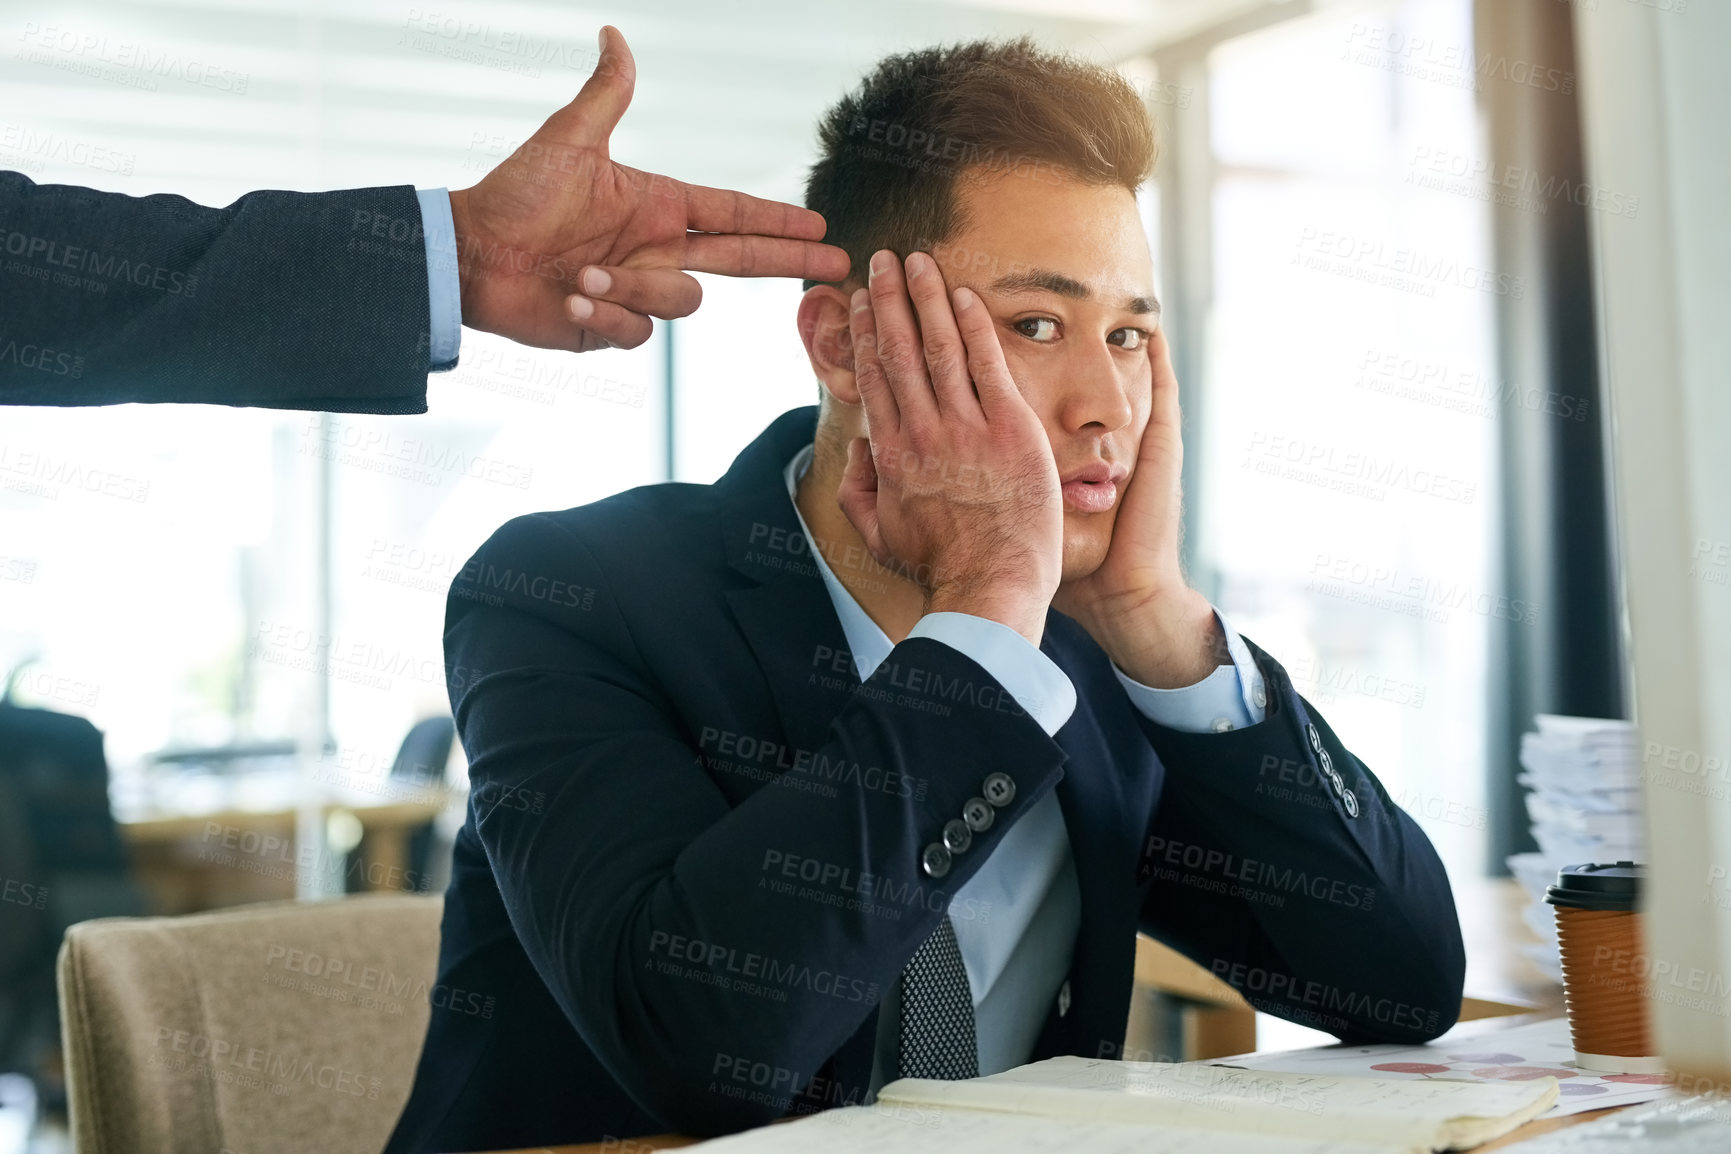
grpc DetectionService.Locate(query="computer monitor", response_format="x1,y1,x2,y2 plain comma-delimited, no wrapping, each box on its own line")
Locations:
1575,0,1731,1089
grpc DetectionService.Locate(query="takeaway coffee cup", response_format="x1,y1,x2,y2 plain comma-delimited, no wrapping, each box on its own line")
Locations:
1545,862,1662,1074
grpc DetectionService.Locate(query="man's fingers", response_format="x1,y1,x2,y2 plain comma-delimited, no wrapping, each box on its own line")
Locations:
849,288,899,436
951,285,1022,418
1149,325,1181,430
580,266,702,320
683,232,850,284
684,182,830,243
564,293,654,350
549,24,637,150
902,252,976,418
866,250,938,426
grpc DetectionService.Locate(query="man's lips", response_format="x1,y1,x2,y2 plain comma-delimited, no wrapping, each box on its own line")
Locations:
1059,462,1129,514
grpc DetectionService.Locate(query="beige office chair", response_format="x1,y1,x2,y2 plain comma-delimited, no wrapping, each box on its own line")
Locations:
58,894,443,1154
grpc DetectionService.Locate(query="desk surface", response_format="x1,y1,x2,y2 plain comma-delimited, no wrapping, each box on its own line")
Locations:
118,795,448,842
477,1015,1630,1154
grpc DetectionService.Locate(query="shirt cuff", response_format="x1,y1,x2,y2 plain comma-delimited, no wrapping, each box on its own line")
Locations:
1113,609,1268,733
416,188,461,372
908,612,1077,736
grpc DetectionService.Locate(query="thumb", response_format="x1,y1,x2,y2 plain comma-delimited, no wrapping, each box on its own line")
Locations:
836,438,886,562
548,25,637,151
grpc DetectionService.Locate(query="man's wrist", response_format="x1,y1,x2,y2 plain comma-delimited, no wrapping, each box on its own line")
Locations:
910,613,1077,734
1097,587,1223,689
416,188,464,370
447,187,476,317
924,585,1047,648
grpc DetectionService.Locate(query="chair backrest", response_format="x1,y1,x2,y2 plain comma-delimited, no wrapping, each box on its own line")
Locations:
390,717,455,783
58,894,443,1154
1,699,141,1085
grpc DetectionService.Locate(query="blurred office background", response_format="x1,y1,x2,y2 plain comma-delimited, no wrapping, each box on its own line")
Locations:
0,0,1654,1148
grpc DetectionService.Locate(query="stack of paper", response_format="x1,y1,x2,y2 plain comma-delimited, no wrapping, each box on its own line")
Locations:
1507,714,1644,980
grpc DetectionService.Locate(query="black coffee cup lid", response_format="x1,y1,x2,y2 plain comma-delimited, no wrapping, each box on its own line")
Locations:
1545,861,1643,911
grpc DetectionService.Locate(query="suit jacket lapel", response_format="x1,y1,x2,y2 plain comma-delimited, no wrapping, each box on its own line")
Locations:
723,578,858,763
712,407,885,1102
713,406,862,765
1039,617,1154,1058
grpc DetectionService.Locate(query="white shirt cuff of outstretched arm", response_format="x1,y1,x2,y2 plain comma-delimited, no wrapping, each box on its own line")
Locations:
908,612,1077,737
1113,609,1268,733
416,188,461,371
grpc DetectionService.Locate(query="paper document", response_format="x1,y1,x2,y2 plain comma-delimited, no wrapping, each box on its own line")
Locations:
879,1055,1555,1148
688,1102,1416,1154
1219,1016,1671,1118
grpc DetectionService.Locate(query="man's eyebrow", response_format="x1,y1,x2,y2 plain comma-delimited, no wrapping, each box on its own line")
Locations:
987,268,1161,315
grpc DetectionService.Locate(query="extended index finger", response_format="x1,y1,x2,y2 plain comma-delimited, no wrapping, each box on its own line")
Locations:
684,182,830,242
683,231,851,283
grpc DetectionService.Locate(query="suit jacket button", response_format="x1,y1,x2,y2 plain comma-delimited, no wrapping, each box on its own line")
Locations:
1057,980,1072,1017
943,818,973,855
1307,723,1323,753
962,797,995,832
1342,787,1359,818
982,772,1016,807
920,843,952,879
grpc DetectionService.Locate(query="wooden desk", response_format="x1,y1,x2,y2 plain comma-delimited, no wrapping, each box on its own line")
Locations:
120,793,450,913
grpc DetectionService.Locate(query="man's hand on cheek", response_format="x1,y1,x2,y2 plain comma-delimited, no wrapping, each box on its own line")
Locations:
1051,327,1224,687
836,250,1063,647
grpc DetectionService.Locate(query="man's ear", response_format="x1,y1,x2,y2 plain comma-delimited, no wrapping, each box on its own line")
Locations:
797,285,860,405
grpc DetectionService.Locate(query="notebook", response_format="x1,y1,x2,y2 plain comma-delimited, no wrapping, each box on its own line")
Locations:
688,1055,1558,1153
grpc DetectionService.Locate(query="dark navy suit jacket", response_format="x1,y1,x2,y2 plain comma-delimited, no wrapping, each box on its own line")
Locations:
384,405,1465,1153
1,171,432,411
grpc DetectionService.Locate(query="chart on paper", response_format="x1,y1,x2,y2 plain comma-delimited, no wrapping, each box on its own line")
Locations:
1212,1017,1672,1117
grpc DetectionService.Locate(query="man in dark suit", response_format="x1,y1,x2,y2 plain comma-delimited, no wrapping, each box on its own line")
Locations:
385,38,1464,1153
0,26,847,412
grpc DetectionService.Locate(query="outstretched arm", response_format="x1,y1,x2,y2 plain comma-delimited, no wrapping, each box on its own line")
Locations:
0,25,848,410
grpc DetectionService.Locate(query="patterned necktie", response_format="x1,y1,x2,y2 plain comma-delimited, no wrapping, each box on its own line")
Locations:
896,915,979,1080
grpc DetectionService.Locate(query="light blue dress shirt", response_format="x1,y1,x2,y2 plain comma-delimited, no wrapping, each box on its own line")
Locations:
780,445,1266,1095
415,188,462,371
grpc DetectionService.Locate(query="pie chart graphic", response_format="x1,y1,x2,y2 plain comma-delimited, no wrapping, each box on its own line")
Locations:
1470,1066,1578,1081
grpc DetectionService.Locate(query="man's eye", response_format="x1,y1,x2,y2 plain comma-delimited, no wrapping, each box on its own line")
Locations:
1109,327,1150,351
1013,317,1060,343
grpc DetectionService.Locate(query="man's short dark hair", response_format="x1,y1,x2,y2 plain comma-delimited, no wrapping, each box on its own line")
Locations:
803,38,1157,290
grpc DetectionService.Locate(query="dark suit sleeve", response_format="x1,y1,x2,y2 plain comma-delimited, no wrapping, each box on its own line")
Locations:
0,171,433,412
1134,639,1465,1044
442,513,1068,1135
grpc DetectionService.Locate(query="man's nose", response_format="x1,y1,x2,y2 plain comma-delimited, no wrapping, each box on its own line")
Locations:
1059,343,1135,434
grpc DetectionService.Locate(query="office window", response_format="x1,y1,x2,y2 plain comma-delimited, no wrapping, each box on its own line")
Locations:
1192,0,1496,879
0,6,674,791
669,275,815,484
